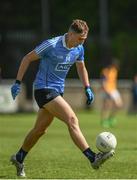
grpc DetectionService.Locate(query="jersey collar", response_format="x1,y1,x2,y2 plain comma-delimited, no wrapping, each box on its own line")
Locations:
62,33,74,50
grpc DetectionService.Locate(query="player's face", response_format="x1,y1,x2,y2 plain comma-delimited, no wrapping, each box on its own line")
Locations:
69,31,88,47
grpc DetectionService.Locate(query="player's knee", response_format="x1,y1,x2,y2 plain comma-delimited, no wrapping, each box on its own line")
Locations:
67,115,79,130
115,101,123,109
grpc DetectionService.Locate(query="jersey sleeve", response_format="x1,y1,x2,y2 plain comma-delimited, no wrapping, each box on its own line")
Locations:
34,39,53,58
76,45,84,62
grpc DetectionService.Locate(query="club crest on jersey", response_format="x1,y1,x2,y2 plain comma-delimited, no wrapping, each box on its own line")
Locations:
55,63,73,71
66,54,71,62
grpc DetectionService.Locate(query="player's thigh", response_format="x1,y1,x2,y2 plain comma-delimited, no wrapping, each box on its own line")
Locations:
34,108,54,131
43,96,78,125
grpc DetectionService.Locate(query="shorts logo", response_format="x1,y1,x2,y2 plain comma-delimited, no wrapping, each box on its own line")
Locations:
55,63,73,71
46,94,52,99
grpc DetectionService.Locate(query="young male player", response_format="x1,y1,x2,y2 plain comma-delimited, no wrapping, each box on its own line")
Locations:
10,19,114,177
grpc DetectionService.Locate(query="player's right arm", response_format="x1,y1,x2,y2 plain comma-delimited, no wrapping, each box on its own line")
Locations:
11,50,40,100
16,50,40,81
11,38,55,100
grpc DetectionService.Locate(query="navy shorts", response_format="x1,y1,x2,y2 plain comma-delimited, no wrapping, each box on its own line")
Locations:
34,88,63,108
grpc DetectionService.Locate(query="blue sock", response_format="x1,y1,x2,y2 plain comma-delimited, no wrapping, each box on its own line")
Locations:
16,148,28,163
83,148,95,163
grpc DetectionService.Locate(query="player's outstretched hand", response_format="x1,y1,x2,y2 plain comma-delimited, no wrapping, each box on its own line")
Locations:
85,86,94,105
11,81,21,100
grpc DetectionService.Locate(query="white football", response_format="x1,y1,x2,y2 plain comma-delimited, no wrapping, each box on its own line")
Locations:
96,132,117,152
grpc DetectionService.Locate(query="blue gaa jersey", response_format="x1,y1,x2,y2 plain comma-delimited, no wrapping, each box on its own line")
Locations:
33,34,84,93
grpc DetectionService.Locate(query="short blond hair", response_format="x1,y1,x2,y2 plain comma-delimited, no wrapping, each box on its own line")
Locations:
69,19,89,34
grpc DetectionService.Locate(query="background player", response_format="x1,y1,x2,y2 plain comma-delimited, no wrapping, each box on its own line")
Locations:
100,60,123,127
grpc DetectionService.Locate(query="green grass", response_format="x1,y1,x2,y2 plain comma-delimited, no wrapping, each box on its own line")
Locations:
0,111,137,179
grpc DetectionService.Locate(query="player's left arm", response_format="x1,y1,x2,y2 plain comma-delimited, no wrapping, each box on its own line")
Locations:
76,61,90,87
76,61,94,105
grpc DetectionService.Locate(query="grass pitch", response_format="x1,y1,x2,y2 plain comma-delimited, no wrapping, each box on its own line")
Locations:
0,111,137,179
